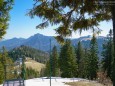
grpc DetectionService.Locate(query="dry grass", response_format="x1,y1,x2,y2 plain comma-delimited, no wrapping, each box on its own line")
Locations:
66,80,106,86
97,72,112,86
25,59,45,72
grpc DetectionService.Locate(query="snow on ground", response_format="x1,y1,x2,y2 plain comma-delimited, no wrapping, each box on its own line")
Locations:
0,77,84,86
25,77,83,86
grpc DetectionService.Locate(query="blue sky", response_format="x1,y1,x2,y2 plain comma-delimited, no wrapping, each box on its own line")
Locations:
3,0,112,39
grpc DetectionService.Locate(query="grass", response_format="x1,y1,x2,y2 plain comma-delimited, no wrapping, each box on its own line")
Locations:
25,59,45,72
66,80,106,86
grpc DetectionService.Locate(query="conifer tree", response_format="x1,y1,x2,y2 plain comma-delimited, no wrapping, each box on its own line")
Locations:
83,48,91,78
76,41,85,77
44,46,60,77
3,47,14,79
102,29,114,81
0,46,14,83
29,0,115,85
88,34,98,80
59,40,77,78
44,60,50,77
51,46,59,76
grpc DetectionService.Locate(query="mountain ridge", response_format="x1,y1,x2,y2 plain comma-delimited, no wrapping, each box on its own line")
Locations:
0,33,105,53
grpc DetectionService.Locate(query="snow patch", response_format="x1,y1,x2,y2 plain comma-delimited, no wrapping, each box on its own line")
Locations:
0,77,84,86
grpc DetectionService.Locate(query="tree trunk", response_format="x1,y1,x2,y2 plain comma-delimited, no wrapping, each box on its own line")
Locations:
111,3,115,86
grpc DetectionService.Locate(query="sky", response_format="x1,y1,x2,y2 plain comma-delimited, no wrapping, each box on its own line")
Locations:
3,0,113,39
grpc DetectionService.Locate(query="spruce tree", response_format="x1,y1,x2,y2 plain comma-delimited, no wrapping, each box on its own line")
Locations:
0,46,14,83
44,46,60,77
59,40,77,78
44,60,50,77
88,34,98,80
29,1,115,85
51,46,59,77
83,48,91,78
1,47,14,80
76,41,85,77
102,29,114,81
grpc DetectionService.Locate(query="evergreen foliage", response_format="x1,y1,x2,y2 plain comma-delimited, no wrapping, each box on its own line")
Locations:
0,46,14,84
26,67,39,79
0,0,13,38
44,60,50,77
83,48,91,78
88,35,99,80
29,1,115,84
21,59,26,80
102,29,114,81
76,41,85,77
0,60,4,84
51,46,60,77
29,0,112,42
59,40,77,78
40,67,46,77
75,41,99,79
44,46,60,77
8,45,49,63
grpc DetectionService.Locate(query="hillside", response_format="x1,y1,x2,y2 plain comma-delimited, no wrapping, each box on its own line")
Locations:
25,58,45,72
8,45,49,63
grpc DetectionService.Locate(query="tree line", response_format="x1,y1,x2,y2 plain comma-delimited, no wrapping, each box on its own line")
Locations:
44,29,114,82
0,29,114,84
0,46,41,84
45,34,98,79
0,47,14,84
8,45,49,63
29,0,115,85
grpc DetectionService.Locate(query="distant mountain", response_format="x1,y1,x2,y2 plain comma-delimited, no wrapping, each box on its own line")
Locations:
0,33,60,52
23,34,60,51
0,38,26,50
72,35,105,55
0,33,106,54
